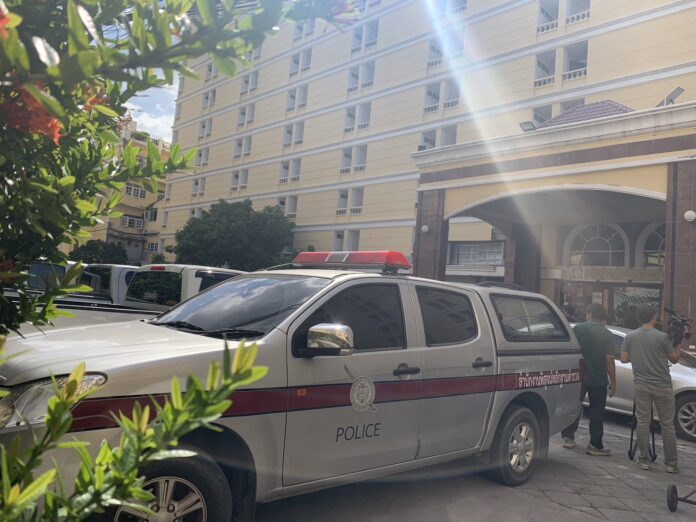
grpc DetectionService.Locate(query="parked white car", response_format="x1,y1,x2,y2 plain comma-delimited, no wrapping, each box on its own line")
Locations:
124,264,245,312
78,264,138,305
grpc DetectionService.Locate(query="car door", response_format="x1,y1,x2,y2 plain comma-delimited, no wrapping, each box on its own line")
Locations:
283,279,423,486
410,283,496,457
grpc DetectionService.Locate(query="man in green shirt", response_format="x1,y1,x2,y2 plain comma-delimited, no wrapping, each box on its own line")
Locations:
621,304,682,473
562,304,617,455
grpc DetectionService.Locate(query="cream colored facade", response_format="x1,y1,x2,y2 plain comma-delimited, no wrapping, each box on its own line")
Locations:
155,0,696,274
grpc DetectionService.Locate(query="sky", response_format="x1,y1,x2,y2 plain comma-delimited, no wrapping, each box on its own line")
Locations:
125,75,178,142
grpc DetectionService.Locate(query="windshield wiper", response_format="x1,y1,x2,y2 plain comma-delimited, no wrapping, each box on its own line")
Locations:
203,328,267,339
232,303,302,328
151,320,205,332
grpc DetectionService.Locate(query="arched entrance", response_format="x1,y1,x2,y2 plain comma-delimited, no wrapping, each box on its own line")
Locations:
411,102,696,325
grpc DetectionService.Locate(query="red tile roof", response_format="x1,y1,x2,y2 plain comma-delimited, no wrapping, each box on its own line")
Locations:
537,100,633,129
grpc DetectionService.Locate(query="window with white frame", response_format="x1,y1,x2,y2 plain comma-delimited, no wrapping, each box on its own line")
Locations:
566,0,590,24
420,129,437,150
144,208,158,222
346,230,360,250
364,20,379,49
351,26,363,54
357,102,371,129
537,0,559,33
333,231,345,250
242,136,252,156
164,183,172,200
172,129,179,144
562,41,588,81
162,211,169,228
561,97,585,114
198,118,213,140
443,79,460,109
290,159,301,182
300,49,312,72
353,144,367,171
440,125,457,147
202,88,216,110
190,207,203,219
237,104,255,127
234,138,243,159
239,169,249,189
336,190,348,215
347,65,360,93
293,122,304,145
175,103,181,120
289,53,300,77
194,147,209,166
535,50,556,87
125,184,147,199
177,76,185,94
191,177,205,196
296,84,308,108
340,148,353,174
231,170,240,190
360,61,374,88
279,161,290,183
533,105,552,124
120,215,144,229
424,82,440,113
448,241,504,266
147,242,160,253
293,19,316,42
350,187,364,214
427,39,443,69
283,124,293,147
285,196,298,219
567,224,627,267
249,70,258,92
344,107,356,133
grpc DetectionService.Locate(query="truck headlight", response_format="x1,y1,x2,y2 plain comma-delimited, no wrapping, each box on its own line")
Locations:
0,374,106,429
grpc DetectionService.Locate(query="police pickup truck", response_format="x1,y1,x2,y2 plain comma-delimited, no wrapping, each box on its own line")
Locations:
1,251,582,521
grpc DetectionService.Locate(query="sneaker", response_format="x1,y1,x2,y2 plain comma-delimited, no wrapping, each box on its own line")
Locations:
586,443,611,456
635,458,651,471
665,464,679,474
562,437,577,449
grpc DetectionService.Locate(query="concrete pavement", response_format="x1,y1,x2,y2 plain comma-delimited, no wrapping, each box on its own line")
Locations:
256,416,696,521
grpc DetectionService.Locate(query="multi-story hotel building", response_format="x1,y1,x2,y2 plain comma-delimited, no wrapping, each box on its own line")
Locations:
157,0,696,324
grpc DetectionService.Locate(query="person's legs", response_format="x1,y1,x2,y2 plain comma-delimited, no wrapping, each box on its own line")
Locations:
562,388,586,447
651,384,678,470
587,385,608,449
634,383,653,466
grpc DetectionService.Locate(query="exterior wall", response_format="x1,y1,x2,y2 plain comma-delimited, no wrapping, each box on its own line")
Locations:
160,0,696,266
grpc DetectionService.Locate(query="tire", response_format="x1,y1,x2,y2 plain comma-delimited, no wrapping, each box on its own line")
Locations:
487,406,541,487
675,394,696,443
96,453,233,522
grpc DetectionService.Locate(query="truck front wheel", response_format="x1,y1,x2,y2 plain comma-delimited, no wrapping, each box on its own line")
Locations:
488,406,540,487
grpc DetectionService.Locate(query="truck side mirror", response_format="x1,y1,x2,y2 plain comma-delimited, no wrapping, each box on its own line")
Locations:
304,323,354,357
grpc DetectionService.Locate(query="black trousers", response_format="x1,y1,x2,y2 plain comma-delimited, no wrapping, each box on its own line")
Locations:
562,385,608,449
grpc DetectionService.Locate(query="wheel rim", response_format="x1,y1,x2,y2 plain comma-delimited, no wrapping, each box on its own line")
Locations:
677,400,696,438
114,476,207,522
508,421,535,473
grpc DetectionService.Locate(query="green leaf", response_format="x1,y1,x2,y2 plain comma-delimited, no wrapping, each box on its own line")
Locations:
15,469,56,508
23,84,66,119
149,449,196,461
77,4,101,44
212,54,236,77
171,377,182,409
58,176,76,187
74,199,98,212
67,0,89,54
195,0,215,24
100,129,120,143
92,104,119,118
3,12,22,29
32,36,60,67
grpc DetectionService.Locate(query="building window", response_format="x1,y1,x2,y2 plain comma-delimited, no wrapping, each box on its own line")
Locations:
351,26,363,54
286,195,298,219
174,103,181,120
566,0,590,24
234,139,243,159
427,39,443,69
231,170,240,190
364,20,379,49
537,0,559,33
350,187,364,214
534,50,556,87
172,129,178,144
237,103,255,127
279,161,290,183
144,208,158,222
357,102,371,129
443,78,460,109
162,211,169,228
120,215,144,230
419,130,437,151
194,147,209,166
177,76,185,94
561,98,585,113
448,241,504,266
562,40,588,81
346,230,360,250
290,158,301,182
147,242,160,252
439,125,457,146
202,88,216,110
336,189,349,215
242,136,252,157
125,184,147,199
567,224,627,267
424,82,440,113
191,177,205,196
533,105,552,124
239,169,249,189
293,19,316,42
333,231,345,250
344,107,356,133
637,222,666,268
198,118,213,140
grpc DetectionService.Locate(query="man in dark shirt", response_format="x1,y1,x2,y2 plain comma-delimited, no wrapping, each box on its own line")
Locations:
562,303,617,455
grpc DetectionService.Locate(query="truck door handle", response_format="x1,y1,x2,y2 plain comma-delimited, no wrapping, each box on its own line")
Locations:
393,364,421,376
472,359,493,369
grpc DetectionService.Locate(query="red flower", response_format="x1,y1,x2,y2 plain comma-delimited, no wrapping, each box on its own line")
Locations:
0,12,10,39
1,86,63,145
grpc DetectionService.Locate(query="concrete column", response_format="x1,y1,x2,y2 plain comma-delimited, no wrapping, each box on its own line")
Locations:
413,189,448,280
664,162,696,323
504,223,542,292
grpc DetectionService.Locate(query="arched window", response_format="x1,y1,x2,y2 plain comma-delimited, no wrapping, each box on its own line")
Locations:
637,222,666,268
567,224,628,267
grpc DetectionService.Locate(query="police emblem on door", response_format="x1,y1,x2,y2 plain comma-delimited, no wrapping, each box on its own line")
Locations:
345,365,376,412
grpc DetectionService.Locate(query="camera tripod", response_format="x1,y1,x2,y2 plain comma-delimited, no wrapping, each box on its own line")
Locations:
627,402,658,462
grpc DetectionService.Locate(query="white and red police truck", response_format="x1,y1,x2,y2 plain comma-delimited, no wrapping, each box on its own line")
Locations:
0,251,582,521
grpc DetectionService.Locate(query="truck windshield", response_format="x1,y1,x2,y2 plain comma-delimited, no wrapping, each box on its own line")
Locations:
152,274,331,337
125,271,183,309
28,262,66,290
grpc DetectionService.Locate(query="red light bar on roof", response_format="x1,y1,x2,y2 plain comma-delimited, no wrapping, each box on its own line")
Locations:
149,265,167,271
291,251,412,270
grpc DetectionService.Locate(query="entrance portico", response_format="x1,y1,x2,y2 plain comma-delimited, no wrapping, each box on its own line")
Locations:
412,101,696,325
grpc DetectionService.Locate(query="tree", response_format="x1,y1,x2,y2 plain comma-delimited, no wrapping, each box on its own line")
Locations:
150,252,166,263
173,200,295,270
0,0,353,336
68,239,128,264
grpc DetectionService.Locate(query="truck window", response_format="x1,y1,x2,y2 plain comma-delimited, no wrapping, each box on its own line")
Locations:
125,271,182,307
79,266,112,300
491,295,569,342
416,286,477,346
28,263,65,290
298,284,405,351
197,271,239,291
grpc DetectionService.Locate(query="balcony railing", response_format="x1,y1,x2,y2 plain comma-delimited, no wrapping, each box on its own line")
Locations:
562,67,587,81
336,208,347,215
427,57,443,69
344,125,355,133
233,153,242,159
339,166,352,174
347,85,359,94
230,185,238,191
566,10,590,25
283,142,292,149
351,45,362,54
286,105,295,112
279,177,289,184
240,184,248,190
289,70,299,78
298,102,307,109
353,164,366,172
294,139,304,145
361,80,374,89
301,65,310,72
368,0,381,7
537,20,558,34
357,122,370,129
350,206,363,214
290,175,300,182
424,104,439,114
443,99,459,110
286,212,296,219
364,40,377,49
533,75,555,88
